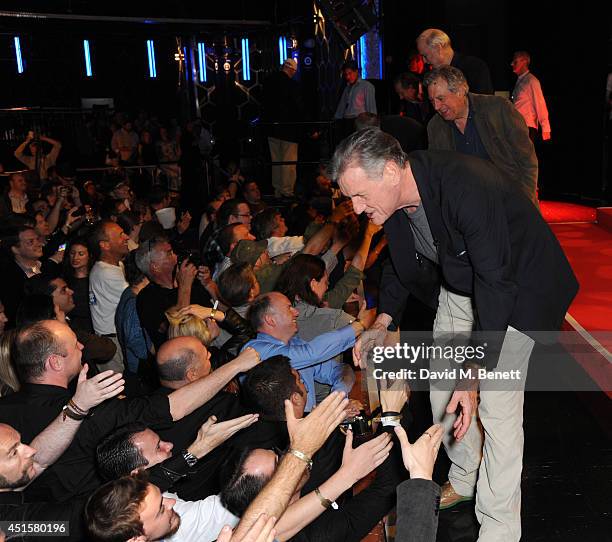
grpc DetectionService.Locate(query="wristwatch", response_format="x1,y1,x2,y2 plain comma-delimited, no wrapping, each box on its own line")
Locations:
182,450,198,467
315,487,339,510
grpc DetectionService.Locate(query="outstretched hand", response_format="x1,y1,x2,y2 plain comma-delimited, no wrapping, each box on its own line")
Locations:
339,430,392,484
394,424,443,480
189,414,259,458
72,364,125,412
285,391,348,458
352,322,386,369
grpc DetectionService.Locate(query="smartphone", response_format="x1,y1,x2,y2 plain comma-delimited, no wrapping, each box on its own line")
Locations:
58,243,67,252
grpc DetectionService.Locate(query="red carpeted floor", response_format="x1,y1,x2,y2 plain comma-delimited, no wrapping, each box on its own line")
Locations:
545,201,612,396
551,223,612,345
540,200,598,223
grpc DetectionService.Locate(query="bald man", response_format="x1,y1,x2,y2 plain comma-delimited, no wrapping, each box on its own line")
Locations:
157,336,214,389
152,338,258,500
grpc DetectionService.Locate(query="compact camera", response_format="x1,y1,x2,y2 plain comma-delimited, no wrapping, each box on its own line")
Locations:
339,411,372,437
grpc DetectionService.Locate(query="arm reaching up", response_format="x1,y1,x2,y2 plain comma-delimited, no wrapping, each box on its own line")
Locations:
231,391,349,539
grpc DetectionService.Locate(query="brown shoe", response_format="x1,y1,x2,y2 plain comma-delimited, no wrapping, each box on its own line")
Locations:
439,481,473,510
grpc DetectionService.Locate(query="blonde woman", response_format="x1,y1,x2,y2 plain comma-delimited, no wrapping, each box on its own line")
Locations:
0,329,19,396
165,303,255,370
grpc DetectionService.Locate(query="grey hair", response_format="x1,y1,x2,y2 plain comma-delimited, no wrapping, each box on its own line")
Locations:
417,28,451,49
134,236,168,278
423,66,469,94
513,50,531,65
327,128,407,183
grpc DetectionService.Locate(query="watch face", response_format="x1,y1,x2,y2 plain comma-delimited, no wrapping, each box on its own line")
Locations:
182,451,198,466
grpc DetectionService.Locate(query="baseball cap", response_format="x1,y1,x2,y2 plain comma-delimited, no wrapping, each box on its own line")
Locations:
231,239,268,266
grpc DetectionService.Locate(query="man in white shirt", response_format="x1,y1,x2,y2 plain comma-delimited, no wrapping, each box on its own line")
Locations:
89,220,129,372
85,473,238,542
511,51,551,142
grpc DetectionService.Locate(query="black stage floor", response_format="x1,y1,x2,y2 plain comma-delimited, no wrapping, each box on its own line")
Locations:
428,391,612,541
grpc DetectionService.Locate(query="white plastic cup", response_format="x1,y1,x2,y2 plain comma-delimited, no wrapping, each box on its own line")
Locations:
156,207,176,229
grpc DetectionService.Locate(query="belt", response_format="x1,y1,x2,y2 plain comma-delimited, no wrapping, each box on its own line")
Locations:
101,333,117,338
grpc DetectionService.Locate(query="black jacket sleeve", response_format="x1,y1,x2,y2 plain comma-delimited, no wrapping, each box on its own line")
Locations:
378,256,412,330
395,479,441,542
213,307,256,367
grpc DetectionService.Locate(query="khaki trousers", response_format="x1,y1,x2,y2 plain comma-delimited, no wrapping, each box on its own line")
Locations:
268,137,297,197
430,286,534,542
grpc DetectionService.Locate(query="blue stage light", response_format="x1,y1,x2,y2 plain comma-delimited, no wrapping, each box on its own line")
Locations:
14,36,24,74
83,40,93,77
241,38,250,81
147,40,157,78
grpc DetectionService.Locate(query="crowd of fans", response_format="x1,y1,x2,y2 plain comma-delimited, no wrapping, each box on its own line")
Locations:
0,91,442,540
0,23,557,542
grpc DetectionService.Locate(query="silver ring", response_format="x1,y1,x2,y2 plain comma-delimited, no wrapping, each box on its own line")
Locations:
424,432,432,438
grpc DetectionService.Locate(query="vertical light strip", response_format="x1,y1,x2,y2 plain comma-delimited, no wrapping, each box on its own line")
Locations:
197,42,207,83
83,40,93,77
241,38,250,81
147,40,157,78
359,35,367,80
279,36,288,65
14,36,24,74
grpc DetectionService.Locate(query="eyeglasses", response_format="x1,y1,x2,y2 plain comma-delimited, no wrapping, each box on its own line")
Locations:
232,213,252,218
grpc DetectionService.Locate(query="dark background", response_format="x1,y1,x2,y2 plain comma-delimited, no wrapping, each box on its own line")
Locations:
0,0,610,199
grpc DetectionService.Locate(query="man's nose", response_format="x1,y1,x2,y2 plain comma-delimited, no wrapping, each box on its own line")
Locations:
352,200,365,214
23,444,37,458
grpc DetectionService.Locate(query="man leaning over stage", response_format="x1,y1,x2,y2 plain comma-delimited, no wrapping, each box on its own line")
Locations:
329,128,578,542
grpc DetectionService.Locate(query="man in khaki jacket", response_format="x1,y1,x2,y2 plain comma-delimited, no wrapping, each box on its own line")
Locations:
425,66,538,205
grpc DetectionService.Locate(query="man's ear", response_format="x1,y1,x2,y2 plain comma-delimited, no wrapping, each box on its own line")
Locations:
186,366,198,383
289,391,302,407
263,312,275,328
47,354,63,373
309,278,318,293
383,160,401,186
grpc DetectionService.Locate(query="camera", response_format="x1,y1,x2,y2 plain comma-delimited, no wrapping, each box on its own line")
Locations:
339,411,372,437
177,250,201,268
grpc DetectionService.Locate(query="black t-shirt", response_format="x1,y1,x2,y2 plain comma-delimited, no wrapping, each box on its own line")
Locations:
0,383,172,502
136,280,213,349
66,275,93,333
152,387,247,500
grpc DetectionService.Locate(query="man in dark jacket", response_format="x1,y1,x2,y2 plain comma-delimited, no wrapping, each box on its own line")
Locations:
329,128,578,542
416,28,494,95
0,224,60,328
262,58,302,197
